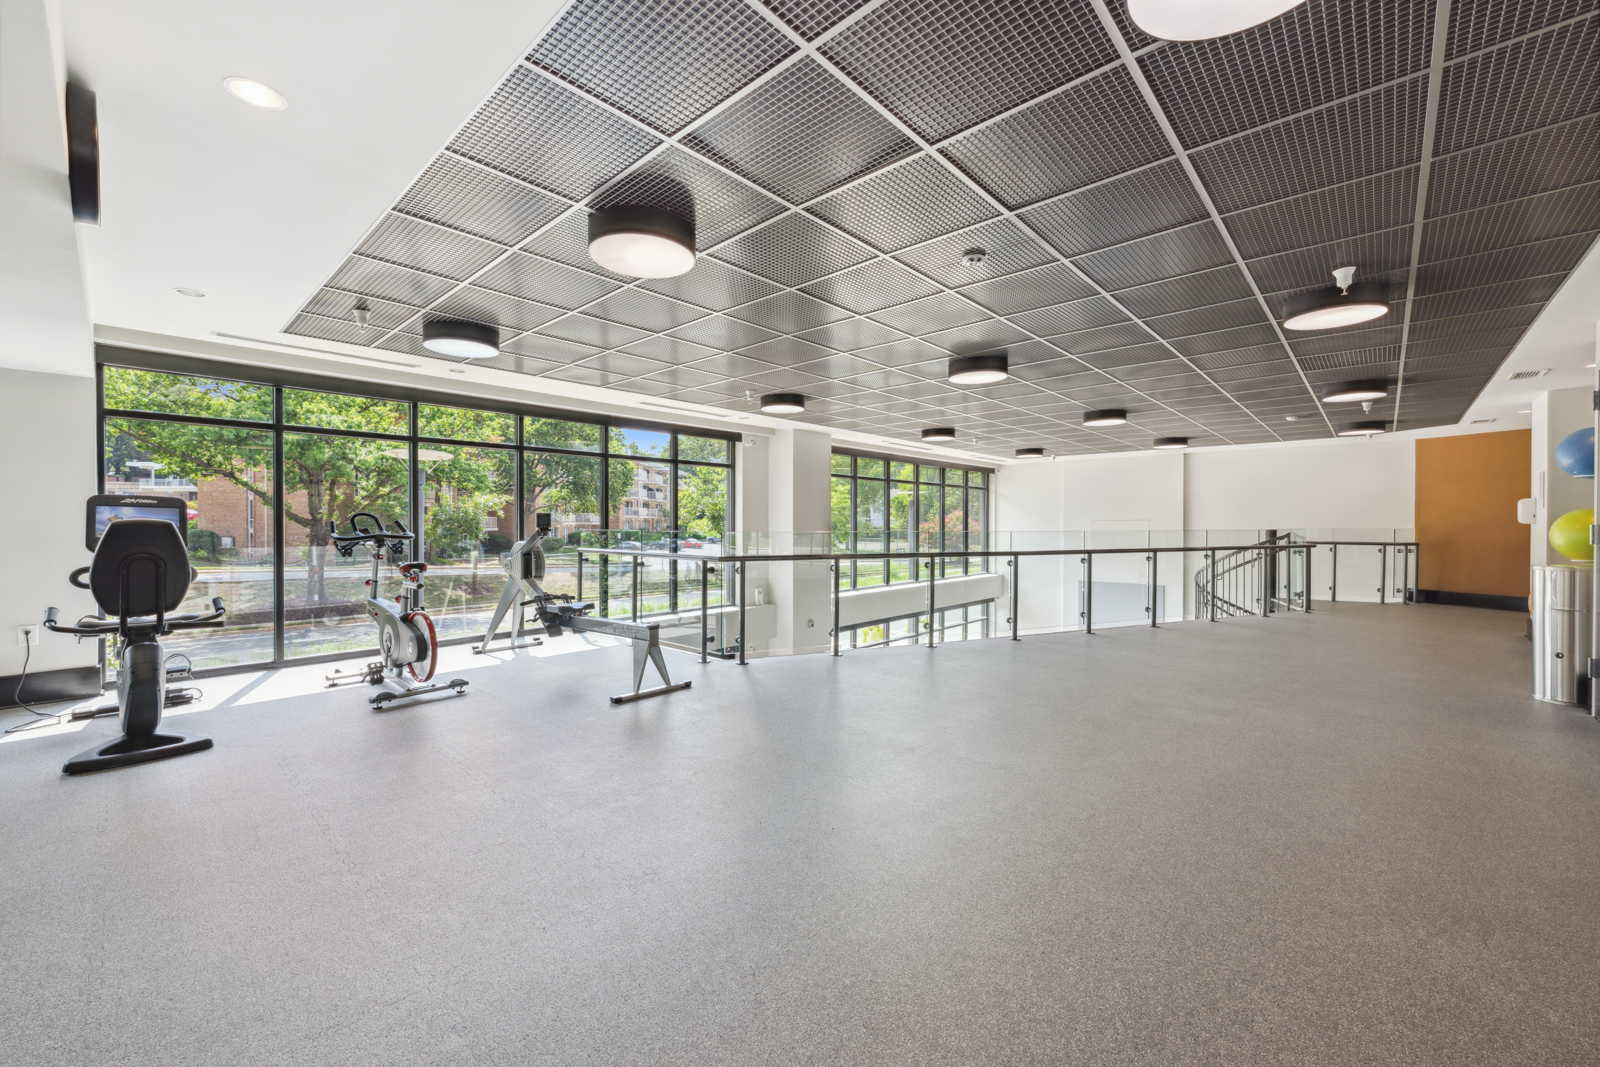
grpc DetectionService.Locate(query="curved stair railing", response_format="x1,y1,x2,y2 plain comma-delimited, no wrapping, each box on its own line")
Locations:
1196,532,1299,618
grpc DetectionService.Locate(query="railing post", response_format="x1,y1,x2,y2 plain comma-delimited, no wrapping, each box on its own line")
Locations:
926,554,936,649
1083,554,1093,634
1208,552,1217,622
737,564,747,666
832,560,841,657
632,555,641,621
699,561,709,664
1149,551,1157,627
576,549,583,603
1403,545,1412,604
1010,555,1020,641
1331,544,1338,603
1303,545,1313,613
1379,545,1387,605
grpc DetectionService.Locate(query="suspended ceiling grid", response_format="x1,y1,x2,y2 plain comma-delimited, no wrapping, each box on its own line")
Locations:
284,0,1600,459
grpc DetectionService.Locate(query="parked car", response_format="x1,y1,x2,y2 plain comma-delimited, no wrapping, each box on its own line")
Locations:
617,540,642,550
681,539,703,549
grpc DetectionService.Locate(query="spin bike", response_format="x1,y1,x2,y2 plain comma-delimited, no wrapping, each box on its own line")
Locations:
323,513,467,707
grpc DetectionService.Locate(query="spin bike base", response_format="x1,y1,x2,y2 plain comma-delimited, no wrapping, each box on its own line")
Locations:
369,677,469,709
63,732,212,775
609,680,692,705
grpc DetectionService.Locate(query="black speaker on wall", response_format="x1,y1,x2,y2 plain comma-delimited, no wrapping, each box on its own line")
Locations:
65,82,99,224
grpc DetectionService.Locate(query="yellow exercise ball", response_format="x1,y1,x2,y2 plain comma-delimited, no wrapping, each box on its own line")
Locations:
1549,507,1594,561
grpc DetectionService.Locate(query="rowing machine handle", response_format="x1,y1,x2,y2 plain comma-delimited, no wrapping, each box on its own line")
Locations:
68,567,91,589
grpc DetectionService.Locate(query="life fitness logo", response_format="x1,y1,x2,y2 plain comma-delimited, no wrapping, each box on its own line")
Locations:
118,497,161,504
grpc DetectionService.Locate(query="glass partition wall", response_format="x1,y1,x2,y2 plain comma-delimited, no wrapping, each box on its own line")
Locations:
97,352,734,674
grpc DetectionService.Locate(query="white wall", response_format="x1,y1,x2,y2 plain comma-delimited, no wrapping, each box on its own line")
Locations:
1,0,99,682
1183,437,1415,532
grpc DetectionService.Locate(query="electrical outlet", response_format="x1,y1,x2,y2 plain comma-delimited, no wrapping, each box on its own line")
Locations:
17,624,39,646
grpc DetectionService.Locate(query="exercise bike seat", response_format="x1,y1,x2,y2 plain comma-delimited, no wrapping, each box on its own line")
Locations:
398,561,428,575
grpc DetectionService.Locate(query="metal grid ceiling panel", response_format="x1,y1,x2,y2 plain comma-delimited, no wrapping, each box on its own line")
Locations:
941,67,1171,209
819,0,1117,142
800,258,943,312
709,210,876,286
1074,221,1235,292
1192,78,1428,212
474,251,622,309
1224,168,1420,259
1427,117,1600,216
681,58,917,203
957,263,1098,315
394,155,569,246
764,0,876,40
637,255,782,310
325,257,460,307
354,214,504,281
1446,0,1595,59
528,0,796,134
1434,15,1599,154
806,154,998,252
1017,160,1208,258
448,67,659,199
1141,0,1437,148
1419,185,1600,262
893,217,1056,286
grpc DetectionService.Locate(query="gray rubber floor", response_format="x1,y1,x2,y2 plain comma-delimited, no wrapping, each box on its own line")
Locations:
2,603,1596,1066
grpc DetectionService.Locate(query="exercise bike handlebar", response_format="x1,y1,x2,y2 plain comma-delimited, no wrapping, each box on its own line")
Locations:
43,597,226,637
328,516,414,557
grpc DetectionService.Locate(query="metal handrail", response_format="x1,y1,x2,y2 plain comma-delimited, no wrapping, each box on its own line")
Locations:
573,540,1420,664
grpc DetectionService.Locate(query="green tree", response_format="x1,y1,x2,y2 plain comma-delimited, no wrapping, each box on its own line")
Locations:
677,465,728,539
105,369,409,603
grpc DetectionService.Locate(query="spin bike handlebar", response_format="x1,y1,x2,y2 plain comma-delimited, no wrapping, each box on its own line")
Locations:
328,515,414,558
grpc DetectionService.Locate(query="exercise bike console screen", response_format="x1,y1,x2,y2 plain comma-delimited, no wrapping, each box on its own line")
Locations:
85,494,189,550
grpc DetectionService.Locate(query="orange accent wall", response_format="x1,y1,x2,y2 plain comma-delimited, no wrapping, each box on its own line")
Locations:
1415,430,1531,597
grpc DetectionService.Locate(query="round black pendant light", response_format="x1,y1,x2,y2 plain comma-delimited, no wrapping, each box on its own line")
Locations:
947,351,1009,385
1083,409,1128,427
588,205,696,278
1283,267,1389,331
422,319,498,359
921,428,956,442
1337,421,1388,437
759,392,805,414
1321,379,1389,404
1015,447,1046,459
1152,437,1189,449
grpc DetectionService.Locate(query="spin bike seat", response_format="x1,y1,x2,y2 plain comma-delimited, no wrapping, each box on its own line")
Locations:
398,561,428,575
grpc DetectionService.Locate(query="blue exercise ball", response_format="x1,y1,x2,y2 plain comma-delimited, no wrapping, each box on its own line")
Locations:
1556,426,1595,479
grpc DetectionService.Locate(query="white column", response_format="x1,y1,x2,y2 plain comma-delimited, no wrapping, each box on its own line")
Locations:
766,427,832,655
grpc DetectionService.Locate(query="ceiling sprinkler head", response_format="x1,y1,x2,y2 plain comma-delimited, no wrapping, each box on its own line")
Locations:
1332,265,1357,293
1361,399,1375,414
354,305,371,331
961,248,988,266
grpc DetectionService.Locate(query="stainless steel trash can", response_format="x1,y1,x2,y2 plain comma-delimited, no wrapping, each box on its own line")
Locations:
1531,564,1592,705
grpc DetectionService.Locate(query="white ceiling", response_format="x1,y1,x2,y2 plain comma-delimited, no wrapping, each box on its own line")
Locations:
60,0,566,355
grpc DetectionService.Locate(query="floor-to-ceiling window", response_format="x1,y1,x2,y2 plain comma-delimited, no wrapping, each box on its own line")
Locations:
97,348,734,673
829,450,991,648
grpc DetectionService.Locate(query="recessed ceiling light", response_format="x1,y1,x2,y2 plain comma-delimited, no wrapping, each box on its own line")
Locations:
1518,409,1532,414
961,248,988,266
948,351,1009,385
223,77,287,110
1337,421,1388,437
1128,0,1307,41
1083,408,1128,427
1285,415,1298,421
422,319,498,359
588,205,695,278
1588,364,1596,369
760,392,805,414
1283,267,1389,331
1152,437,1189,449
1015,447,1046,459
921,427,956,442
1321,379,1389,404
172,287,205,298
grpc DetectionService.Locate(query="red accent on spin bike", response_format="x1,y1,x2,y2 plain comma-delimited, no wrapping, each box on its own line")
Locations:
404,610,438,682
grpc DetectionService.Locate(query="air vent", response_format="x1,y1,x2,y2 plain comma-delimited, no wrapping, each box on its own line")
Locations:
1507,369,1549,380
1470,418,1497,424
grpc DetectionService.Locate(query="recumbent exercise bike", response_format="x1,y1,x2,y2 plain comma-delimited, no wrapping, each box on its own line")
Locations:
44,496,226,775
323,513,467,707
